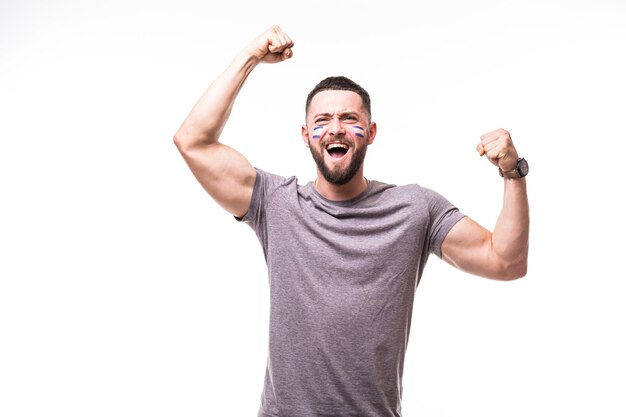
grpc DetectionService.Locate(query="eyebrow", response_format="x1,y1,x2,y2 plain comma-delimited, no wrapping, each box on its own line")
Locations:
313,111,360,119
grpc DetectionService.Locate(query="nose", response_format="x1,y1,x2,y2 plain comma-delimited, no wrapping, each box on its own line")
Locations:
327,117,345,136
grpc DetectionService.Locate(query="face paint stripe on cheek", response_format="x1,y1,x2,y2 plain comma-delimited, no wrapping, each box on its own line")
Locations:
312,126,324,140
353,125,365,138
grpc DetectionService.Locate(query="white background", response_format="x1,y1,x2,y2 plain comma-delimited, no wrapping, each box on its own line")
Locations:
1,0,625,416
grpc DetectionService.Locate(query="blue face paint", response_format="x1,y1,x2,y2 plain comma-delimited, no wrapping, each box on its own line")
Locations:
353,126,365,138
312,126,324,139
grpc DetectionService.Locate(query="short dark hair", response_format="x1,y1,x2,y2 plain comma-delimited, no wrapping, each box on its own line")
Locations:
305,76,371,120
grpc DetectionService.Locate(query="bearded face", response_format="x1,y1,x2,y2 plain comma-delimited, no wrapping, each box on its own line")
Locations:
303,90,374,187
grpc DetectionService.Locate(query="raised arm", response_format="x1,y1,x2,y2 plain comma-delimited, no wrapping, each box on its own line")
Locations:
441,129,530,281
173,25,294,218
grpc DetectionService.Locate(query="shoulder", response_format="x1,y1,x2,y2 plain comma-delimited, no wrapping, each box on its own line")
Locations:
253,168,298,193
371,180,441,203
239,168,300,224
401,182,455,206
357,181,432,216
371,180,460,221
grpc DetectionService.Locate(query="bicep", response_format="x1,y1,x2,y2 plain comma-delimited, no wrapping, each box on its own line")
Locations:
440,217,501,279
178,142,256,218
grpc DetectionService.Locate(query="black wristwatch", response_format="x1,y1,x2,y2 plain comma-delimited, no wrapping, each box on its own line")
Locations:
499,157,529,179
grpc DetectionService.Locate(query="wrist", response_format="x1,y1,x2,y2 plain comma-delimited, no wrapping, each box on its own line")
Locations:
233,49,262,73
499,157,529,179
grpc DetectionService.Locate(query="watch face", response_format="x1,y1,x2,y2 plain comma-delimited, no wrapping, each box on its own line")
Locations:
518,158,529,176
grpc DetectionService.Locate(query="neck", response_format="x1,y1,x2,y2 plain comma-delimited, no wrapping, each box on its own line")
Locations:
314,169,369,201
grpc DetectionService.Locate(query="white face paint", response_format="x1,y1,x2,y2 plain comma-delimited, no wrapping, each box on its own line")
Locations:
352,125,365,138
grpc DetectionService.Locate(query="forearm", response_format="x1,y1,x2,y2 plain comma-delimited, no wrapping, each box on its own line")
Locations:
492,177,530,276
174,51,260,150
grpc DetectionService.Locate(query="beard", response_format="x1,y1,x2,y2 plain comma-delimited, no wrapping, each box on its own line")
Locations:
309,139,368,186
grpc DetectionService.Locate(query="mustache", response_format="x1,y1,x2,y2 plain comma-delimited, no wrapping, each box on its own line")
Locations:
320,137,353,149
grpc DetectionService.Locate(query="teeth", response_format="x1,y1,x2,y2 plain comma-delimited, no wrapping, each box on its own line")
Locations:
326,143,349,150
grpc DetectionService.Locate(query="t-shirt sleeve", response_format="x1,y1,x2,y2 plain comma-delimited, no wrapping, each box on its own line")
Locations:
236,168,288,247
425,188,466,258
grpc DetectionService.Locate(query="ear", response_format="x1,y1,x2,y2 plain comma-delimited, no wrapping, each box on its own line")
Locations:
301,124,310,148
367,121,377,145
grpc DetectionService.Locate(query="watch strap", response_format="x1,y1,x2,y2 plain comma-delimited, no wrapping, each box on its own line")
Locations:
499,166,521,178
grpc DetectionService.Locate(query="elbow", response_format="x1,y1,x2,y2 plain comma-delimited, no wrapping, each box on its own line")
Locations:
174,130,214,155
173,131,190,153
174,131,202,156
498,258,528,281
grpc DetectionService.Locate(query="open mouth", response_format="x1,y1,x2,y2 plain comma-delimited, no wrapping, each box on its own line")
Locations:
326,142,349,159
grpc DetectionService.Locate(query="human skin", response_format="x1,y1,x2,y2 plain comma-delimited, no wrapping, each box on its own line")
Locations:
173,25,529,281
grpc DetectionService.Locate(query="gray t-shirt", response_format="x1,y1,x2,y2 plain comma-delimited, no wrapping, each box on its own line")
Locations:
240,168,465,417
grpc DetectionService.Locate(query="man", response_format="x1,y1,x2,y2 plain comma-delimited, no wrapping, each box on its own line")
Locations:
174,25,529,417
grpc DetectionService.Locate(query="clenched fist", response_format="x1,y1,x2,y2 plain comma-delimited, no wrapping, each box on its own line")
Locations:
245,25,294,65
476,128,519,172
